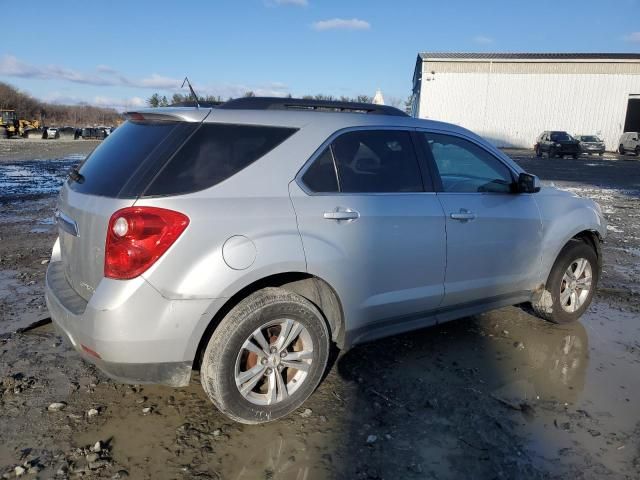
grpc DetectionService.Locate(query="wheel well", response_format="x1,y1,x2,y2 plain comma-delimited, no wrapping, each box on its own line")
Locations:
192,273,345,370
571,230,602,266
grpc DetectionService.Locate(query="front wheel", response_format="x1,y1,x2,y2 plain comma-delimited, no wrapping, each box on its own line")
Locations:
200,288,330,424
531,240,598,324
619,145,625,155
635,146,640,156
535,146,542,157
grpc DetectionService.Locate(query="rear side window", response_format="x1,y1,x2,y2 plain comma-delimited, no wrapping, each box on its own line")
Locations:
70,121,192,198
306,130,423,193
145,124,297,196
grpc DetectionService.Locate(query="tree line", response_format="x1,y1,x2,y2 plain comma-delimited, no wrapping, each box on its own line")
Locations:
0,82,121,126
149,91,411,111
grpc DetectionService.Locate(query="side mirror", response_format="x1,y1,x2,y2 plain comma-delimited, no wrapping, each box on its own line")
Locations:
517,172,541,193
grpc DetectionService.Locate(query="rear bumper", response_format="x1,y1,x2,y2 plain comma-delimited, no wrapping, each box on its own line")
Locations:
45,261,211,387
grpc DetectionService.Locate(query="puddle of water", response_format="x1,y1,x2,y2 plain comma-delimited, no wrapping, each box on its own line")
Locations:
0,155,85,200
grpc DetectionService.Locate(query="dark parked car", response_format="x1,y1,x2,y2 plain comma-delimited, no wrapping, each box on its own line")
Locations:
81,127,108,140
535,131,580,159
575,135,605,156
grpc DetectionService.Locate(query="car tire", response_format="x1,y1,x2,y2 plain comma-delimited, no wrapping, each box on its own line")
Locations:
619,145,625,155
535,146,542,158
598,153,603,156
547,148,554,158
531,240,598,325
200,287,330,424
572,154,578,159
635,146,640,156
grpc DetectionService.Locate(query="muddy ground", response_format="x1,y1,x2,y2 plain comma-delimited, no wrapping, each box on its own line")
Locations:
0,139,639,479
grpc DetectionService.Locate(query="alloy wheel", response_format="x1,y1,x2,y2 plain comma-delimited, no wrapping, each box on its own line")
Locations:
559,258,593,313
234,319,314,406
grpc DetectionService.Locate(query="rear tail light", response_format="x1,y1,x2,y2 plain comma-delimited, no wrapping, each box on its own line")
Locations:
105,207,189,280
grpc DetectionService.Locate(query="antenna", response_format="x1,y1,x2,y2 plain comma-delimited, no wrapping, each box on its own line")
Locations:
181,77,200,108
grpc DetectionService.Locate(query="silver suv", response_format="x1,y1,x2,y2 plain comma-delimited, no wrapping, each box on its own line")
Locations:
46,97,606,424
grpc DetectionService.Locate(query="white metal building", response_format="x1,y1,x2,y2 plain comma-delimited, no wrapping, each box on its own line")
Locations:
411,53,640,149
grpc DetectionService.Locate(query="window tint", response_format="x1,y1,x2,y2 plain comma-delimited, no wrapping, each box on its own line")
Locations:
302,148,338,193
70,121,192,198
146,124,297,196
423,133,514,193
331,130,423,193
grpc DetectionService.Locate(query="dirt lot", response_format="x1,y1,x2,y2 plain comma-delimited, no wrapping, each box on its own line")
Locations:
1,139,639,479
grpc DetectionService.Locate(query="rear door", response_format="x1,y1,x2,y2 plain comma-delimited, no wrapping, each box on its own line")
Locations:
418,131,543,308
289,128,446,335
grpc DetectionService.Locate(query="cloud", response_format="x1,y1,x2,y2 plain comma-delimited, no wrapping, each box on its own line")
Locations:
96,64,117,74
0,55,291,109
43,92,147,111
472,35,494,45
270,0,308,5
0,54,181,89
312,18,371,31
0,55,114,85
624,32,640,42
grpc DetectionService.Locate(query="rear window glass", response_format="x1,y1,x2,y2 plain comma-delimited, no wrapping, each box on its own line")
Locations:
69,121,193,197
144,124,297,196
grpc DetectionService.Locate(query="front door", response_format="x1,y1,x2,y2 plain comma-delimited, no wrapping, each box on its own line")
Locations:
289,129,446,335
419,131,543,308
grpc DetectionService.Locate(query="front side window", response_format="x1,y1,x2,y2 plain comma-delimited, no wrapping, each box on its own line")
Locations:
422,133,514,194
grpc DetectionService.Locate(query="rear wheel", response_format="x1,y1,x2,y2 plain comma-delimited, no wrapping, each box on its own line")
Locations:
200,288,330,424
531,240,598,324
619,144,625,155
535,146,542,157
635,146,640,156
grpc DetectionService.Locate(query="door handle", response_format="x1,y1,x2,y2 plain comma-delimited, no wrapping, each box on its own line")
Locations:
450,209,476,222
323,209,360,221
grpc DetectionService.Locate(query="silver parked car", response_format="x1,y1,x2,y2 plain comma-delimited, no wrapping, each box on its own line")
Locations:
575,134,605,155
46,97,606,424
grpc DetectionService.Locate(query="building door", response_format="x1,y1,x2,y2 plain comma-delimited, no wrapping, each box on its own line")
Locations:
623,97,640,132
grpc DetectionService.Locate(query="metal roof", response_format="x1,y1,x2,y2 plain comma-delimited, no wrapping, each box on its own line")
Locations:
418,52,640,61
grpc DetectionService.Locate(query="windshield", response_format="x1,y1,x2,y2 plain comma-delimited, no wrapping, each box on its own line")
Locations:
550,132,572,142
1,111,17,123
580,136,600,142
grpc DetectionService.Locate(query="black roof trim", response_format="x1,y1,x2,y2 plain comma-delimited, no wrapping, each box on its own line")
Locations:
169,100,224,108
218,97,408,116
418,52,640,60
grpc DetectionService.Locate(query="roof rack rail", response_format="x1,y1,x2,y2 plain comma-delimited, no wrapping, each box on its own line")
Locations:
169,100,224,108
218,97,408,117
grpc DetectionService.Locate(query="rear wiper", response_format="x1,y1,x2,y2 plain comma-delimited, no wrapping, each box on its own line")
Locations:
68,166,85,184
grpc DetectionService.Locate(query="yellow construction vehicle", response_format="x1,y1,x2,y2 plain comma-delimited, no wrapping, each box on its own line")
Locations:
0,109,19,138
18,119,42,138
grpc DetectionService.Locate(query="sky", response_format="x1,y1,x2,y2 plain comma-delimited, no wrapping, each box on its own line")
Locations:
1,0,639,110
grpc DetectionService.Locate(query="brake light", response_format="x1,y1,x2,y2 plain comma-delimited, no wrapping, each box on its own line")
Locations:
105,207,189,280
